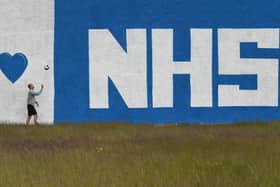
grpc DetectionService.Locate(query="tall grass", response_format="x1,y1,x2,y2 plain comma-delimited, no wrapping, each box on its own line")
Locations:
0,122,280,186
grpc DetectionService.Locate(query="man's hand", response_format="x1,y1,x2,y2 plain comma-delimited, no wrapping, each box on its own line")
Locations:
41,84,44,89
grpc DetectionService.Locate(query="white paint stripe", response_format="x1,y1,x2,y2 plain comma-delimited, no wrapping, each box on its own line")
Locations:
0,0,54,124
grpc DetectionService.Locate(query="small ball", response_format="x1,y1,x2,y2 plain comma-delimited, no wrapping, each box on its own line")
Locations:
44,65,50,70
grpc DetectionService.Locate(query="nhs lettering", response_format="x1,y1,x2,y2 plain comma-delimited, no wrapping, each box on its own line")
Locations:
89,29,279,109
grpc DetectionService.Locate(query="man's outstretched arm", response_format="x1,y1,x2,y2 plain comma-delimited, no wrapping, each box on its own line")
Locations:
31,84,44,96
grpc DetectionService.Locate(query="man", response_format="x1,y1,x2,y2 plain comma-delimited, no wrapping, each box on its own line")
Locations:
26,83,44,125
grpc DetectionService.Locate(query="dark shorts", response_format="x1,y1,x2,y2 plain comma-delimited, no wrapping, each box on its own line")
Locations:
27,104,37,116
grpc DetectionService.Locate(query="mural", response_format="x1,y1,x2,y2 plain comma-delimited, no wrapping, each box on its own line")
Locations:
1,0,280,124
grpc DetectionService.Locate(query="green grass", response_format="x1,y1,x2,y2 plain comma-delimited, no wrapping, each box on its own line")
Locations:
0,122,280,187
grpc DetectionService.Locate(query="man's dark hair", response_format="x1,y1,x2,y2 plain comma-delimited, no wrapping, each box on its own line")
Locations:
28,84,32,89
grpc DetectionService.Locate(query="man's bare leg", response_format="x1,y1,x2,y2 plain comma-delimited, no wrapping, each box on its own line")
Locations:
26,116,31,126
34,115,39,125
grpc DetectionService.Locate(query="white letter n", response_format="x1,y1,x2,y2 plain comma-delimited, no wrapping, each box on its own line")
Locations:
89,29,147,109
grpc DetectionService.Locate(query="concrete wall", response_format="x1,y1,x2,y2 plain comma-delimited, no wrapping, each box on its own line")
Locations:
1,0,280,124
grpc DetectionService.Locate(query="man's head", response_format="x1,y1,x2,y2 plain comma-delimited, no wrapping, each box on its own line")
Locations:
28,83,34,90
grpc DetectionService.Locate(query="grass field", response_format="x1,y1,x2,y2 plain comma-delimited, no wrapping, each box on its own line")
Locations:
0,122,280,187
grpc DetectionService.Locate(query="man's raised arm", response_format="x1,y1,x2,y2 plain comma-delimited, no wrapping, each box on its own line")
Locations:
31,84,44,96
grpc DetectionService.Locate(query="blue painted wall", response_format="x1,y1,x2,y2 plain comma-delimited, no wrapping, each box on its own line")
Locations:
53,0,280,124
